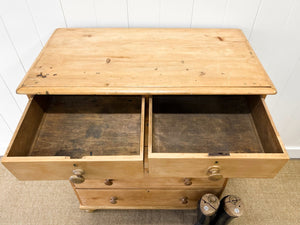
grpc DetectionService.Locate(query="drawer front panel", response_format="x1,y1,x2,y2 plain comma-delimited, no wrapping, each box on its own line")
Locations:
148,157,287,178
1,159,144,180
76,189,223,209
74,177,225,189
1,96,145,180
148,96,289,178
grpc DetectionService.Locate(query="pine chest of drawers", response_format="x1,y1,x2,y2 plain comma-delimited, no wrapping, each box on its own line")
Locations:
1,28,289,211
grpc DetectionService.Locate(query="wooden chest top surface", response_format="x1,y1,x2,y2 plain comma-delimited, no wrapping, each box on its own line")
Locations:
17,28,276,95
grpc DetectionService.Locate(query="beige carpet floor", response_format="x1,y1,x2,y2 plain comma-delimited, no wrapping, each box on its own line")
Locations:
0,160,299,225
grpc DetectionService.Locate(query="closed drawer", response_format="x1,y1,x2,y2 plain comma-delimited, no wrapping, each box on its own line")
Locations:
76,188,223,209
74,177,225,189
148,95,289,178
1,96,145,180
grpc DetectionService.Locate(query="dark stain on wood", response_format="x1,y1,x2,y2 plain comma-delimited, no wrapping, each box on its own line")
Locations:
55,148,85,158
45,91,49,95
53,73,57,76
36,72,47,78
85,125,103,138
152,96,264,154
96,72,100,74
200,72,206,76
186,68,189,71
154,68,158,70
217,36,224,41
106,58,111,63
28,96,142,157
181,60,184,64
209,152,230,156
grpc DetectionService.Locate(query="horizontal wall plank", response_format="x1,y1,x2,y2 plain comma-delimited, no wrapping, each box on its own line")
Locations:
0,0,300,154
61,0,97,27
0,74,22,134
271,59,300,147
160,0,194,27
0,114,12,155
223,0,261,38
0,0,43,71
128,0,160,27
263,0,300,113
249,0,294,79
27,0,66,45
191,0,227,28
95,0,128,27
0,20,27,110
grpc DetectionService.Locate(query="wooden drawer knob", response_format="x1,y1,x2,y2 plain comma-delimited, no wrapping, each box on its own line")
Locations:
110,196,118,204
181,197,188,204
69,169,85,184
104,179,113,186
207,166,223,181
183,178,192,186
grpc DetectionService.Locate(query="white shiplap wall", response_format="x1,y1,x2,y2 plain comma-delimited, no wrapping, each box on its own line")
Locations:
0,0,299,157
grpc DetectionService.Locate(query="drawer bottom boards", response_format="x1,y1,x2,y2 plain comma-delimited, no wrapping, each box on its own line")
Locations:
75,188,224,210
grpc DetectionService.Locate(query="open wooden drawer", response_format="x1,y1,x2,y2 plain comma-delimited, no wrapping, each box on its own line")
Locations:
148,95,289,179
1,95,145,180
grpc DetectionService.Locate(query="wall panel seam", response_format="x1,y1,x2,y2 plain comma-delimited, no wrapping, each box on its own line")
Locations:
0,114,13,133
59,0,68,28
222,0,230,28
126,0,130,28
189,0,195,28
0,73,21,112
24,0,44,47
0,17,27,73
93,0,98,26
248,0,263,41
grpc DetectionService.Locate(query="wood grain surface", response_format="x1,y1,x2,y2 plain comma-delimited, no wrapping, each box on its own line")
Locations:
27,96,142,157
152,96,263,154
76,188,223,209
17,28,276,95
148,95,289,178
74,177,225,189
1,95,145,180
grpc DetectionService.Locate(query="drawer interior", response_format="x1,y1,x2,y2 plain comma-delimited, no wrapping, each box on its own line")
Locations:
151,95,283,154
8,96,143,158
